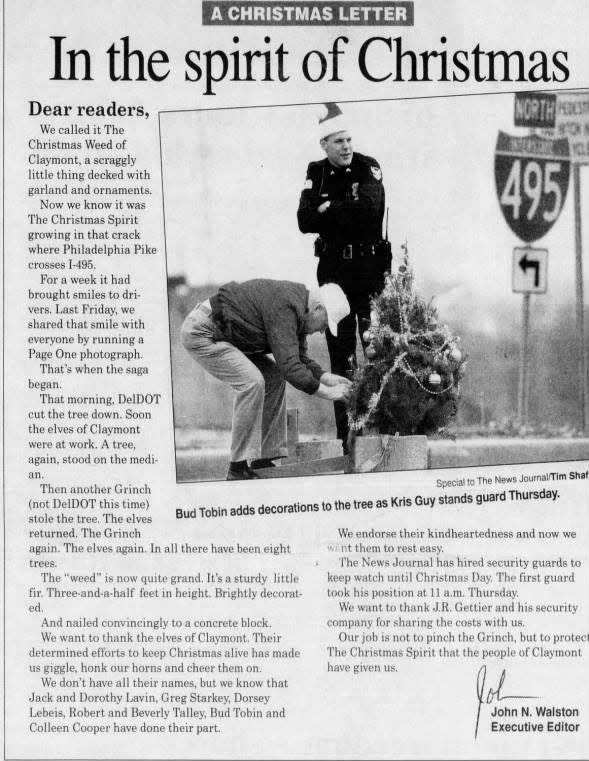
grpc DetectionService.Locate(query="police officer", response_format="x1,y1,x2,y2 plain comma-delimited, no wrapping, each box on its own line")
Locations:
297,103,391,451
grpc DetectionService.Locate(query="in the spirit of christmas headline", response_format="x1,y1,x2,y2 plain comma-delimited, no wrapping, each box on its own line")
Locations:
48,35,571,96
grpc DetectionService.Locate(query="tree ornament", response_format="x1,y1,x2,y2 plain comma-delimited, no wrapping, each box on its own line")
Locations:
428,372,442,386
365,344,377,359
370,310,379,326
362,329,373,343
448,347,462,363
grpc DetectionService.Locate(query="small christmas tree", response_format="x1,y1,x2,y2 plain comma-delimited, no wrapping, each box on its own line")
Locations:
347,245,467,436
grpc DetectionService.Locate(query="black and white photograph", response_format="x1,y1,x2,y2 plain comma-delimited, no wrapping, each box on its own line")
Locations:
161,93,589,483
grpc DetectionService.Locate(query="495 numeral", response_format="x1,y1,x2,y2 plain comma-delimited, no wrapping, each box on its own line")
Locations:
500,159,562,222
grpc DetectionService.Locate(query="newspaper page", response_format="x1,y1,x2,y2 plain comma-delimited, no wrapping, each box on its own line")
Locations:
3,0,589,759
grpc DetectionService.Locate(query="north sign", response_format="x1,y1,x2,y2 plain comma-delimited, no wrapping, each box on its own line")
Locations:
495,131,570,243
514,92,556,128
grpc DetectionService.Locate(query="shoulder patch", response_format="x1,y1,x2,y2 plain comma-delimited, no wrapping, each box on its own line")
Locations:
304,178,313,190
370,166,382,181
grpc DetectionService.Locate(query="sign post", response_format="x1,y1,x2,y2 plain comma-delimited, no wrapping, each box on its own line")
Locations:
573,164,587,433
512,247,548,423
542,91,589,433
517,291,531,426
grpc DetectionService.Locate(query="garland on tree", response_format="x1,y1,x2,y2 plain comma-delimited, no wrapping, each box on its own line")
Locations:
347,245,467,436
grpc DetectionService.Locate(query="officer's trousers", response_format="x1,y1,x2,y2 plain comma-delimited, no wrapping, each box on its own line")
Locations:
181,303,288,463
317,254,388,448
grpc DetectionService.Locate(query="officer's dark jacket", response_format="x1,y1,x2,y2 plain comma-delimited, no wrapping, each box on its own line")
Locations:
297,152,385,243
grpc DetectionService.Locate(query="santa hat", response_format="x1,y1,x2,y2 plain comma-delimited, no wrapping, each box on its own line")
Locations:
318,102,350,141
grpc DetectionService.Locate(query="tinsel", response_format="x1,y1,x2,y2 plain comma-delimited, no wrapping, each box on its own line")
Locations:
347,245,467,436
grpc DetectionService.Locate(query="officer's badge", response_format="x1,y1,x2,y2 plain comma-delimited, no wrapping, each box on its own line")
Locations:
370,166,382,181
304,179,313,190
351,182,359,200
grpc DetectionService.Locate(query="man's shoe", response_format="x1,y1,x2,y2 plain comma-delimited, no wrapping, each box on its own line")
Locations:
226,465,260,480
250,458,276,470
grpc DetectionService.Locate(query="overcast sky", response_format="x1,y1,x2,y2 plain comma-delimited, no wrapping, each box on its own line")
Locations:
160,92,588,334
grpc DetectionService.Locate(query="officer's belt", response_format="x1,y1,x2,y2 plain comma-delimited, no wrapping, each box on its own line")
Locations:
316,239,390,260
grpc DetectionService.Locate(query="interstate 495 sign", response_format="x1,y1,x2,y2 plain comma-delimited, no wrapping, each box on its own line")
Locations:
494,131,570,243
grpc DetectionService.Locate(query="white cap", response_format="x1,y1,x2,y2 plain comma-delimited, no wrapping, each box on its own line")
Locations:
318,102,350,141
319,283,350,336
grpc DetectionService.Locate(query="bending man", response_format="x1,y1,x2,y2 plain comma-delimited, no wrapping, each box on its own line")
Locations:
181,279,351,480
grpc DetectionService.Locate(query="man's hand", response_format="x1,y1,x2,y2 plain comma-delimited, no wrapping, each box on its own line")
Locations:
320,372,352,388
317,201,331,214
331,383,351,401
315,382,351,402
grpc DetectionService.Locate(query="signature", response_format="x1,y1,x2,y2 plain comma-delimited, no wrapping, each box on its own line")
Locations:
475,665,540,739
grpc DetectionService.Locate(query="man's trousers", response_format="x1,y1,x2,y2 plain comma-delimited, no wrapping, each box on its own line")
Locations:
181,302,288,463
